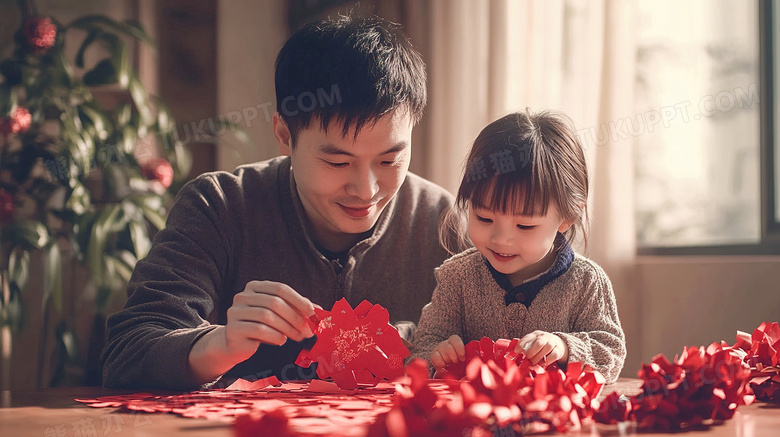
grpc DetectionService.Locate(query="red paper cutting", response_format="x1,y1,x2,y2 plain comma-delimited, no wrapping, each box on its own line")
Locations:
295,298,410,389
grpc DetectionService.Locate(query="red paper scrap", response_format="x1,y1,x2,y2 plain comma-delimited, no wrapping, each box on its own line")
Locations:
226,376,282,391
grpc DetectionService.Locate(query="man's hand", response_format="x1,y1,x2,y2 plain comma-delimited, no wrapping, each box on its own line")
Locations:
516,330,569,366
430,334,466,370
189,281,318,383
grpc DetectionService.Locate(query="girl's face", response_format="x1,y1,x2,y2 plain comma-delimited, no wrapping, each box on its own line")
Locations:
468,200,573,287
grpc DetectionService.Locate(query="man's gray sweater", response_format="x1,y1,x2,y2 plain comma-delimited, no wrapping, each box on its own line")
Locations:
101,156,453,389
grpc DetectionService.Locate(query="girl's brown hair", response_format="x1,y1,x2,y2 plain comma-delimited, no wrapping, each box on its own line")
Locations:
440,109,589,254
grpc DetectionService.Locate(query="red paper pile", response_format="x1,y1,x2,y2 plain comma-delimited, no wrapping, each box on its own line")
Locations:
595,342,755,431
296,298,410,390
369,337,606,436
733,321,780,402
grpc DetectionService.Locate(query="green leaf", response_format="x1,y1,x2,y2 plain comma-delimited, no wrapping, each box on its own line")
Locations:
170,143,192,182
120,125,136,154
128,220,151,260
151,97,175,131
1,286,23,331
65,181,91,215
4,221,50,250
58,327,81,363
43,242,63,314
128,76,154,126
62,115,93,177
79,104,110,141
87,204,123,284
66,15,156,48
8,250,30,292
108,253,133,283
116,103,132,126
54,49,75,87
127,194,167,230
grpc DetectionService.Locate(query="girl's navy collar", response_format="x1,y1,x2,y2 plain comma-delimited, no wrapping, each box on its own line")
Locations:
483,233,575,307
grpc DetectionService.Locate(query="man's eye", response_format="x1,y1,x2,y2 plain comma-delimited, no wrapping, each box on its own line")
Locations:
325,161,347,168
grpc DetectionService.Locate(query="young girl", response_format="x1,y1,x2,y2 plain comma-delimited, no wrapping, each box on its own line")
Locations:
411,109,626,383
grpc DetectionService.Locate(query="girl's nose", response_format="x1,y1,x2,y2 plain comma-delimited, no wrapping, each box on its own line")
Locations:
490,225,514,245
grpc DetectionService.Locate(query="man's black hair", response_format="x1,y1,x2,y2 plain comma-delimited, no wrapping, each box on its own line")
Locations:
275,14,427,142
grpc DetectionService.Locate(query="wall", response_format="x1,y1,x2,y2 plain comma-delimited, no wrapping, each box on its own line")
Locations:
626,256,780,375
216,0,287,171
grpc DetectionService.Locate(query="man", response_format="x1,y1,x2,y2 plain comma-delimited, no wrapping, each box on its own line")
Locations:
100,15,455,389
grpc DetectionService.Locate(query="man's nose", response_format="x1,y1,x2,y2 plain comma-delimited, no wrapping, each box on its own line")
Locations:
346,165,379,201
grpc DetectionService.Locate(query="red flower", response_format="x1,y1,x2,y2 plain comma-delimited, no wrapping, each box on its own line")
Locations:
0,189,14,223
141,158,174,189
0,107,32,135
24,16,57,54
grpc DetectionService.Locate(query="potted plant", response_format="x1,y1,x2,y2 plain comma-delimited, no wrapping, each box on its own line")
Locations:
1,1,201,387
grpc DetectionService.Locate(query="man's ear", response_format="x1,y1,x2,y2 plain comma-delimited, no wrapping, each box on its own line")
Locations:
273,112,292,156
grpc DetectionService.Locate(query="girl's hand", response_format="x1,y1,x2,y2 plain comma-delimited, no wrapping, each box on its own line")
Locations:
516,331,569,366
430,335,466,369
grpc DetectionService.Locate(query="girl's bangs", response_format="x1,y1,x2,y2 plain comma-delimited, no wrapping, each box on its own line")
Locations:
462,175,551,217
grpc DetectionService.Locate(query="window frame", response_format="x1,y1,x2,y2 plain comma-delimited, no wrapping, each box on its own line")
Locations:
637,0,780,256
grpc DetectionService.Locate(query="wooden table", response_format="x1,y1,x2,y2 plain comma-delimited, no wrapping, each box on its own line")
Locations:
1,379,778,436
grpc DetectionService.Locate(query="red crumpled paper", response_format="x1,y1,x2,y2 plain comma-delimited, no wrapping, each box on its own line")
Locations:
434,337,525,380
370,338,606,437
296,298,410,390
513,360,605,434
732,321,780,403
624,343,754,431
593,392,632,424
367,358,487,437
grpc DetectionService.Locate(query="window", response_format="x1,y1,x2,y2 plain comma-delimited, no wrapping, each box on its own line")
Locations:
634,0,780,254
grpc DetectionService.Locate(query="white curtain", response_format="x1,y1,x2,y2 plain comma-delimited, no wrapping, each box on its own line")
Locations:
398,0,642,375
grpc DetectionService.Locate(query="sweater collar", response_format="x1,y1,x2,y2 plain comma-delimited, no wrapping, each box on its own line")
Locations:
482,233,575,307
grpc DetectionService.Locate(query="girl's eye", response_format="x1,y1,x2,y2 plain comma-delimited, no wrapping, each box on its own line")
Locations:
325,161,348,168
517,225,535,230
475,215,493,224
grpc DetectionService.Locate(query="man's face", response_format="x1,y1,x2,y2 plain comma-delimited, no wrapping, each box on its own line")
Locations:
274,109,413,251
